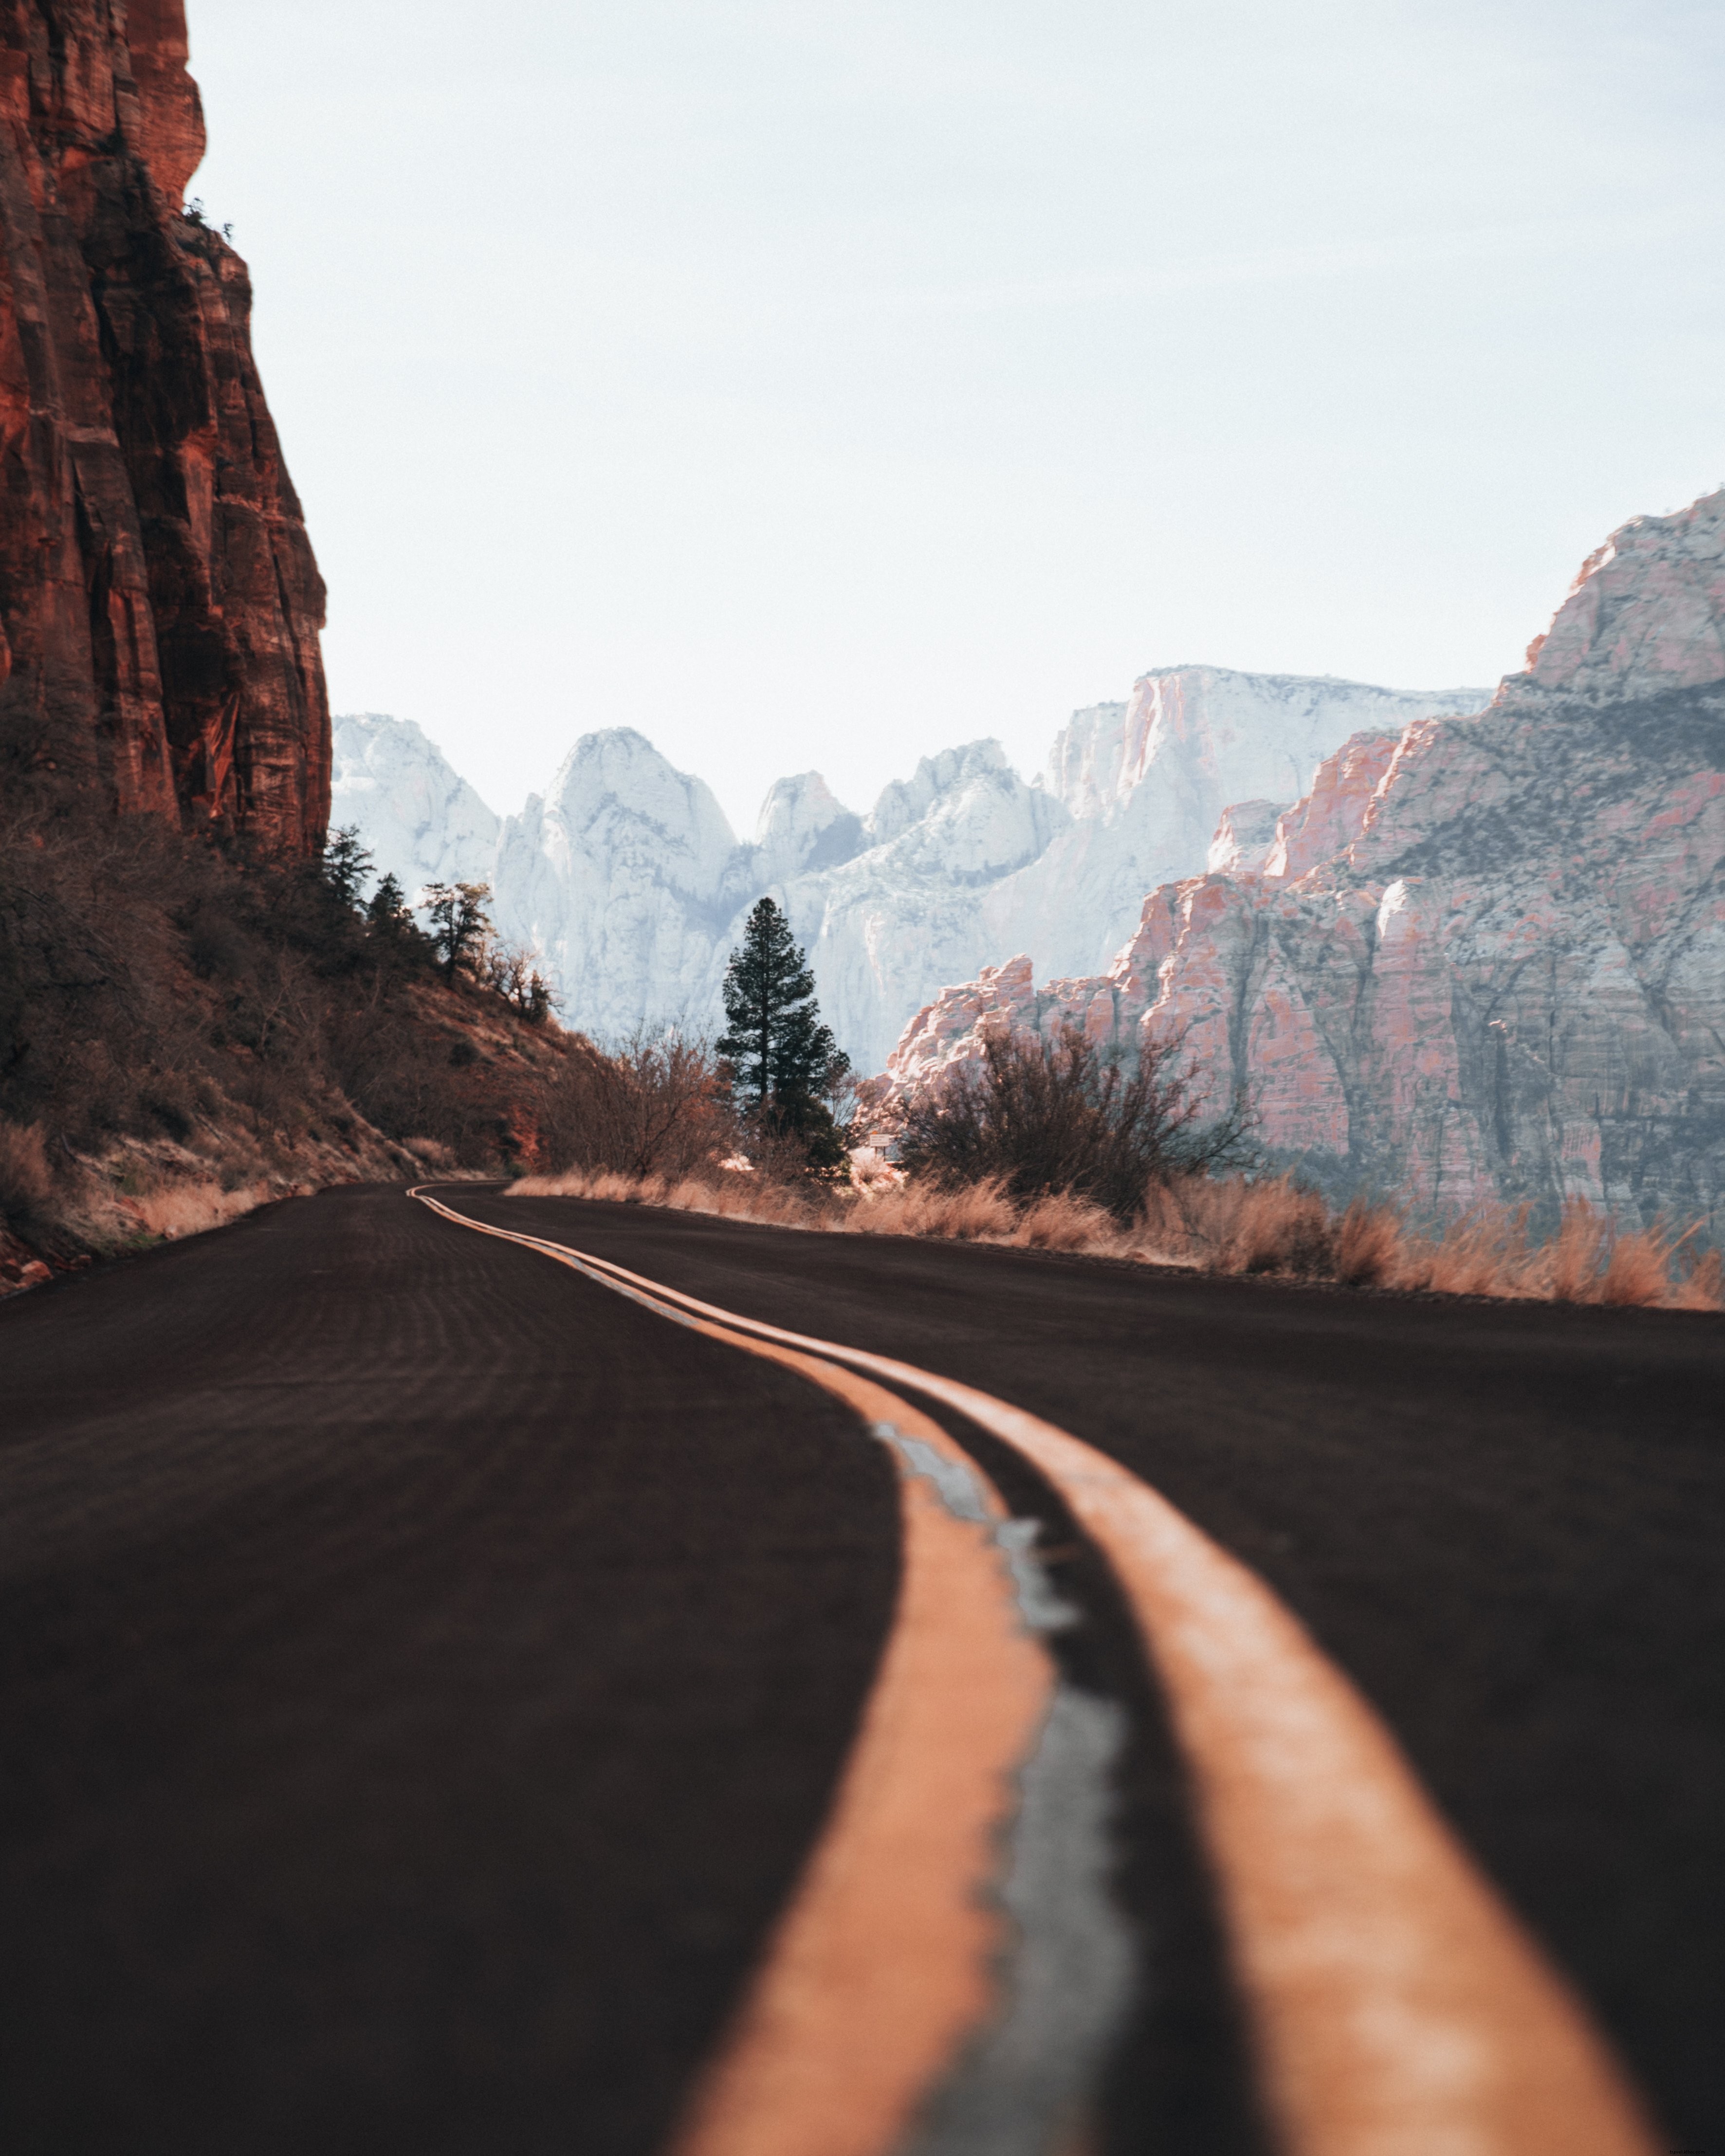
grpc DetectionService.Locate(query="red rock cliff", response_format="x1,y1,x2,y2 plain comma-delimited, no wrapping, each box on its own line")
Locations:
0,0,328,852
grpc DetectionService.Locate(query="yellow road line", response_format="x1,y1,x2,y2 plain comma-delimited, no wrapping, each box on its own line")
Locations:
410,1189,1058,2154
414,1189,1659,2156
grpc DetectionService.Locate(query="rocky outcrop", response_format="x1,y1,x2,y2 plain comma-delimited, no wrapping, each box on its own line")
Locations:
774,741,1069,1071
887,492,1725,1228
0,0,328,851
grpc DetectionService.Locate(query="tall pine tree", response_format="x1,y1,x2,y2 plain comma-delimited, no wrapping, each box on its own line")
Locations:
717,897,850,1168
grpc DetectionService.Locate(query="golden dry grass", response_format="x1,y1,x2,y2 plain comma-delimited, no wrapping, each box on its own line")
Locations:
505,1163,1722,1314
129,1178,273,1242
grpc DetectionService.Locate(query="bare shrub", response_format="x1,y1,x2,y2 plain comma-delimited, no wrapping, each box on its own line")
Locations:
537,1031,732,1181
0,1120,55,1240
898,1026,1248,1224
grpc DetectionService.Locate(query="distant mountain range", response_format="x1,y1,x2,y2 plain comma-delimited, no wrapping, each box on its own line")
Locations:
332,671,1488,1072
886,488,1725,1225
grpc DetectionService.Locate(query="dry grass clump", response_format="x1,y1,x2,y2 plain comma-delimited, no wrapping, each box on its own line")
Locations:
1138,1176,1721,1311
507,1153,1721,1315
843,1176,1020,1242
512,1163,830,1233
127,1178,272,1243
1009,1189,1125,1252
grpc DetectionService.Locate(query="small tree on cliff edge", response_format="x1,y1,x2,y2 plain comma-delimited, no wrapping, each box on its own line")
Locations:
717,897,850,1170
422,881,493,981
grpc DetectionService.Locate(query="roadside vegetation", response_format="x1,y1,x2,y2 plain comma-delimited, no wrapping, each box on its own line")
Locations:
0,707,568,1276
511,1025,1724,1315
5,739,1717,1319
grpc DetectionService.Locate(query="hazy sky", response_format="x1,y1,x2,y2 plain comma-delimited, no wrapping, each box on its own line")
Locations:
191,0,1725,833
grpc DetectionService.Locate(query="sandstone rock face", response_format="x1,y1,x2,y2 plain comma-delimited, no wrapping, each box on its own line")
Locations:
887,493,1725,1228
1208,799,1283,874
974,669,1489,982
0,0,328,851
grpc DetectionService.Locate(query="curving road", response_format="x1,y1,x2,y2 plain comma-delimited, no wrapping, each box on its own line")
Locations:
1,1182,1721,2153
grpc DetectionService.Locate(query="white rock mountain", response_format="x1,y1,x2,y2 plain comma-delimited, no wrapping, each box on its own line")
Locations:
330,714,499,895
331,668,1487,1072
885,488,1725,1224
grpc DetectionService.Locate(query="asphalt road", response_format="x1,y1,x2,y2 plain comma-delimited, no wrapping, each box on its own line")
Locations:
2,1182,1722,2151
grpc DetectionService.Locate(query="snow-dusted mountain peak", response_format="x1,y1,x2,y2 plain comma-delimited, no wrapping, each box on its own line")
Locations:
539,728,737,879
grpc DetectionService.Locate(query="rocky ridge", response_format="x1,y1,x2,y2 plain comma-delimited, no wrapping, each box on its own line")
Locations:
335,671,1480,1070
0,0,328,851
886,491,1725,1227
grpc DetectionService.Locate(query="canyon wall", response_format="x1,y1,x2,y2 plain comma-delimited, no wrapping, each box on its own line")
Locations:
0,0,328,850
887,492,1725,1227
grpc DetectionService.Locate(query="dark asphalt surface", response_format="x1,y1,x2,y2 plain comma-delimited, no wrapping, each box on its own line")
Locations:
2,1183,1722,2152
0,1188,899,2155
478,1187,1725,2148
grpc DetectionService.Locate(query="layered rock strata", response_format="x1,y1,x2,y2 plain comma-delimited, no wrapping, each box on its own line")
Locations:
888,492,1725,1225
0,0,328,850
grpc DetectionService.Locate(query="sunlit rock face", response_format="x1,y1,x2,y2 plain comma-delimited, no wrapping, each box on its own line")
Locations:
1208,800,1284,874
489,730,740,1042
975,670,1489,982
886,491,1725,1226
0,0,329,851
331,716,498,895
768,742,1071,1072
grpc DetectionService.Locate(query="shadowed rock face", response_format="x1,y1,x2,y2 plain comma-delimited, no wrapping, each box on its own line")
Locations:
0,0,328,852
888,492,1725,1227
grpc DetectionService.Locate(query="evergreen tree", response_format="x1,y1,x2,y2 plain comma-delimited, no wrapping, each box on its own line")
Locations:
321,825,373,910
421,881,493,980
717,897,850,1165
367,870,410,931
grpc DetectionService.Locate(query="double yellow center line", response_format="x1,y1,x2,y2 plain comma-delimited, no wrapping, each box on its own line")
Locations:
413,1188,1656,2156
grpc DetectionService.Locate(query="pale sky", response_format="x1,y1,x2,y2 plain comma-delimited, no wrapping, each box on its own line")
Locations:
191,0,1725,834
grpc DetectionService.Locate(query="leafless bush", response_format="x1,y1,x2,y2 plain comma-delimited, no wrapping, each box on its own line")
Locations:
899,1025,1249,1224
536,1030,733,1180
